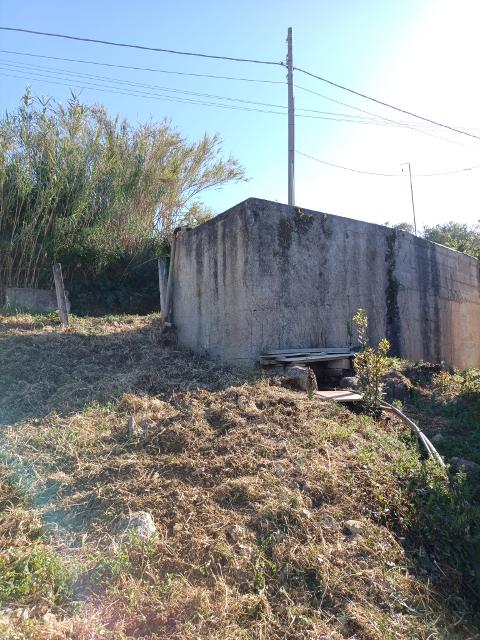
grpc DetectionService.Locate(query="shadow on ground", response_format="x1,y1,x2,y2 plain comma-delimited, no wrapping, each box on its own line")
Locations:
0,315,249,426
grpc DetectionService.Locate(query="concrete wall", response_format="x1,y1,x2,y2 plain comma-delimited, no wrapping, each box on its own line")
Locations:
173,198,480,369
5,288,71,313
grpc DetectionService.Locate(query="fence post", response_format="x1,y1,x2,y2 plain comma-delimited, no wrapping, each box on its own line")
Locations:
158,257,168,318
52,263,69,326
163,228,180,326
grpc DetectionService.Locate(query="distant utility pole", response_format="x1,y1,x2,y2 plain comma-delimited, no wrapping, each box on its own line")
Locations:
287,27,295,206
401,162,417,235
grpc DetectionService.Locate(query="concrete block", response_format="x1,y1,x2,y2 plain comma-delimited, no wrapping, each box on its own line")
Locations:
172,198,480,369
5,287,71,313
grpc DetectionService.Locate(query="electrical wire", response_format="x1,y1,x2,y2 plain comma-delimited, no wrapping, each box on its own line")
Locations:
0,48,285,84
1,63,413,125
295,65,480,143
4,58,471,132
0,58,382,118
295,84,480,152
296,150,480,177
2,25,478,146
0,26,284,66
0,71,289,116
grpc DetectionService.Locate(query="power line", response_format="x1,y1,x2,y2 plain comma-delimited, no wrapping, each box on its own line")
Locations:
0,26,284,66
0,71,289,116
0,59,291,110
1,62,407,124
296,150,480,177
0,48,285,84
295,66,480,143
295,84,480,152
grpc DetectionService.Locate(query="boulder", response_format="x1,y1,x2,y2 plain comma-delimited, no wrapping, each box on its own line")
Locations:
113,511,157,544
339,376,360,390
382,371,412,401
283,366,317,392
449,457,480,477
343,519,364,536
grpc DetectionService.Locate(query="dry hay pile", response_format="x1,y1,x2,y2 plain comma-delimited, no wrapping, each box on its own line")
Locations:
0,313,478,639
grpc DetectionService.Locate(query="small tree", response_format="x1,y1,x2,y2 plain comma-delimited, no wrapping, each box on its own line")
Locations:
353,309,391,415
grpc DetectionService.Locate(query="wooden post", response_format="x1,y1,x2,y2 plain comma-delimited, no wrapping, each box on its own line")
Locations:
52,263,69,326
163,229,179,326
158,257,168,317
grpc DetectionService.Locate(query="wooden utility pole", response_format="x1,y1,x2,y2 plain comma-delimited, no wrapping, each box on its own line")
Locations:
401,162,417,234
158,257,168,317
52,263,69,326
287,27,295,206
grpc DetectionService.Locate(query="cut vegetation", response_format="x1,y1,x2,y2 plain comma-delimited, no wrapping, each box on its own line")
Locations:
0,313,478,639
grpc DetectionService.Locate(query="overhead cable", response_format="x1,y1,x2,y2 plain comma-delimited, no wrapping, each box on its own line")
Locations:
295,84,480,152
0,48,285,84
295,66,480,142
0,26,284,66
296,150,480,177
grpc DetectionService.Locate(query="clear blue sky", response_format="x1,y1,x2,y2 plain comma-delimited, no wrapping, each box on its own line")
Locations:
1,0,480,229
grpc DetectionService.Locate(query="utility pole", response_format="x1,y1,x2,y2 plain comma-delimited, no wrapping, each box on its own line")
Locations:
287,27,295,206
401,162,417,234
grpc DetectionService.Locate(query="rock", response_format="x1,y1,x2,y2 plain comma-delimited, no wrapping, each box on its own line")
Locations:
283,366,317,392
450,457,480,477
227,524,245,542
127,416,141,436
382,371,412,401
339,376,360,390
320,513,336,529
273,463,287,477
114,511,157,543
237,395,249,411
431,433,444,444
236,543,252,557
344,519,364,536
42,612,57,625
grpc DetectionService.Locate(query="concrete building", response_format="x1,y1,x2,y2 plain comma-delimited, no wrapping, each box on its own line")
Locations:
172,198,480,369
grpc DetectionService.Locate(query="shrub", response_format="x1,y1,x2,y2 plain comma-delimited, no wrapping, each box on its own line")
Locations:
353,308,391,415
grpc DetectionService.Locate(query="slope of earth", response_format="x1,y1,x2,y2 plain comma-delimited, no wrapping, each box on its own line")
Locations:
0,313,478,639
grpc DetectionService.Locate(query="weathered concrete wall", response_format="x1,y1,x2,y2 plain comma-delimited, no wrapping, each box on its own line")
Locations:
5,288,71,313
173,198,480,369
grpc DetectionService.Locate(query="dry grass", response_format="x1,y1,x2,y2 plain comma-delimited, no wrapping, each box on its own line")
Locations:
0,312,478,639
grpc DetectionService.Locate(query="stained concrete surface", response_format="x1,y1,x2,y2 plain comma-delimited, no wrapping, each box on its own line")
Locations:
173,198,480,369
5,287,71,313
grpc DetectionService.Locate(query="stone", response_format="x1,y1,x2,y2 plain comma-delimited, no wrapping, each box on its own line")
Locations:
114,511,157,543
339,376,360,390
236,543,252,557
227,524,245,542
127,416,139,435
449,457,480,476
382,371,412,401
283,366,317,392
344,519,364,536
42,612,57,625
431,433,444,444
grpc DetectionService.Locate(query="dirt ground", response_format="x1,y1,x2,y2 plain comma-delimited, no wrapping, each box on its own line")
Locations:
0,313,478,639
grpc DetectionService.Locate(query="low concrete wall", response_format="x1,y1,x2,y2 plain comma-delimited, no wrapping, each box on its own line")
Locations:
173,198,480,369
5,288,71,313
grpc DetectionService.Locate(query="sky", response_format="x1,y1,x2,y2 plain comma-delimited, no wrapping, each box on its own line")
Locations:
1,0,480,230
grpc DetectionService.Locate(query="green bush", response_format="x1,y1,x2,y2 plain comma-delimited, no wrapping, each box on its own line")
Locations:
0,547,76,606
353,308,391,415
